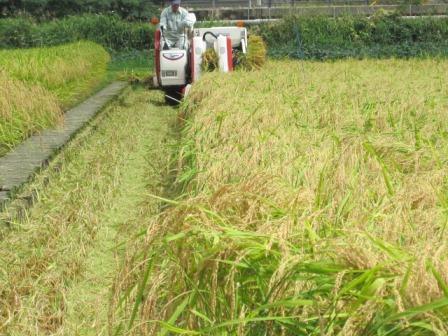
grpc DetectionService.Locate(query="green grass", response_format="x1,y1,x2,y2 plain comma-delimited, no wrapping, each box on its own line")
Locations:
112,58,448,335
0,41,110,156
108,49,154,83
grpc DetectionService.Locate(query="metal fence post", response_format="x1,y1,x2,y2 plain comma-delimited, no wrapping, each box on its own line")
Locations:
268,0,271,19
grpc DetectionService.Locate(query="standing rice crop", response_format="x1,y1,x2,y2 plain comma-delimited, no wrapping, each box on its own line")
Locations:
0,41,110,155
112,58,448,335
0,41,110,107
0,72,62,156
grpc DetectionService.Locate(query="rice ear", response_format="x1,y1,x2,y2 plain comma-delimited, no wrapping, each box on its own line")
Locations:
201,48,219,72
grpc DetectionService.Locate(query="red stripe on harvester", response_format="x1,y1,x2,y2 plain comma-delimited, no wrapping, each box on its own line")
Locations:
155,29,161,85
226,36,233,72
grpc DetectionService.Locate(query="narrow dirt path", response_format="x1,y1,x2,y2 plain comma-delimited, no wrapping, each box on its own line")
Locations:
0,87,177,335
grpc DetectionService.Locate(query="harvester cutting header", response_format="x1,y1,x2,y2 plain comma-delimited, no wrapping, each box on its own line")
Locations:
152,0,248,102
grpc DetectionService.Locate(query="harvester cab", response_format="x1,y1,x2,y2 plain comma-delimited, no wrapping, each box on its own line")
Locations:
153,14,248,103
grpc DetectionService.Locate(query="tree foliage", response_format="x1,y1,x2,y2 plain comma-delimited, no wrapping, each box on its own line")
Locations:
0,0,163,20
0,14,155,50
256,13,448,59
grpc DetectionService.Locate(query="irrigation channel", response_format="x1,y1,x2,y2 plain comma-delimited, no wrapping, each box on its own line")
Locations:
0,87,177,334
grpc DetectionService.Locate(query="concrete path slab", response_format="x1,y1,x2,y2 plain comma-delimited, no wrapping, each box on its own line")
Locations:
0,81,128,205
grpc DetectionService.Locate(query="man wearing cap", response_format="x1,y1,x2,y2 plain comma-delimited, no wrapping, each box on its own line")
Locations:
160,0,194,49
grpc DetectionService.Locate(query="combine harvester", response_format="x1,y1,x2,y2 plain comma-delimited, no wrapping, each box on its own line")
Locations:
152,13,248,103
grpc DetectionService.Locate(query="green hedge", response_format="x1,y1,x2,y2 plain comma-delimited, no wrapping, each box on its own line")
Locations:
255,13,448,59
3,13,448,57
0,14,155,51
0,0,159,20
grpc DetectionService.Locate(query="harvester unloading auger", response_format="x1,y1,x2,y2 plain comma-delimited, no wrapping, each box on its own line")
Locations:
152,13,248,104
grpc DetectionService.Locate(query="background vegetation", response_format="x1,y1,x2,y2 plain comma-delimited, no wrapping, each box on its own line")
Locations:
0,14,155,50
256,13,448,59
0,0,161,19
1,13,448,59
0,41,110,155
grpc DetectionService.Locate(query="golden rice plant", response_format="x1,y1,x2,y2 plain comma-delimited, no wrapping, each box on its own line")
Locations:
0,41,110,108
112,58,448,335
0,41,110,156
0,71,62,156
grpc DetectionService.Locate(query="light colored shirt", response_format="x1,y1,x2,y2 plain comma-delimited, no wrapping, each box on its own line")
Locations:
160,6,194,48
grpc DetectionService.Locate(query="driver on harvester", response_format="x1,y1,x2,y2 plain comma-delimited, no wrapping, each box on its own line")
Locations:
160,0,194,50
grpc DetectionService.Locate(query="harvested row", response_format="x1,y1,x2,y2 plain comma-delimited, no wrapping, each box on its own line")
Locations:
114,59,448,335
0,88,177,335
0,41,110,155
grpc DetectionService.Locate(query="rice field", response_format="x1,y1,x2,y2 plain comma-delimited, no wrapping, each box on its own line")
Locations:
0,41,109,155
112,58,448,335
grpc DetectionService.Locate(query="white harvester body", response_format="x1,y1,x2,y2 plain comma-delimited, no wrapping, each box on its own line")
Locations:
158,49,188,87
153,15,248,99
194,27,248,51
